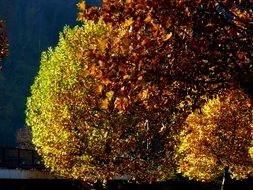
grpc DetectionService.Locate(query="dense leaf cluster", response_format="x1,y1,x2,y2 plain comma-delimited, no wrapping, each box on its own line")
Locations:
176,89,253,181
26,0,253,184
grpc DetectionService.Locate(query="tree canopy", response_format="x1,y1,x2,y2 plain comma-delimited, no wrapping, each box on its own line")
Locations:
26,0,253,184
176,89,253,181
26,19,175,183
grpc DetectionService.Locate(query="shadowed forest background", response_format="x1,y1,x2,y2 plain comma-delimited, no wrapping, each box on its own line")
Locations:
0,0,101,146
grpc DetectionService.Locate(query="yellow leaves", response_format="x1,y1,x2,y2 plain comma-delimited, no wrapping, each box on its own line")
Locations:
123,17,134,27
101,98,109,110
176,89,253,182
106,90,114,101
138,89,149,101
144,15,152,23
138,76,143,80
98,38,108,53
163,32,173,41
123,75,130,79
126,0,132,4
201,97,220,115
77,1,86,11
101,91,114,110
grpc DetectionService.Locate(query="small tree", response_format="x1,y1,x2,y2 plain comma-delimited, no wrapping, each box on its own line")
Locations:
175,89,253,189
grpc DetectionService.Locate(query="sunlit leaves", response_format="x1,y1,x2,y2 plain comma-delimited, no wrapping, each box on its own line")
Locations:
123,18,134,27
106,90,114,100
26,18,176,183
176,89,253,181
163,32,173,41
77,1,85,12
27,0,253,184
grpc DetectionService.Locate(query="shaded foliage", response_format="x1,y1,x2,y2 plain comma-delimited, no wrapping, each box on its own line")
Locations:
78,0,253,103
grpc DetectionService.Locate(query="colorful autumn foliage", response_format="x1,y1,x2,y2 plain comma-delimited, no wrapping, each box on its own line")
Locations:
176,89,253,181
26,0,253,184
77,0,253,103
26,20,175,182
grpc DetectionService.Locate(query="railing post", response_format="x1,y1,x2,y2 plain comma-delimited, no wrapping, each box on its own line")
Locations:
17,148,20,168
2,147,5,167
32,150,35,169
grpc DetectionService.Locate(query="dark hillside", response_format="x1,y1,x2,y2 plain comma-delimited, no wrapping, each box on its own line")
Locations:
0,0,101,146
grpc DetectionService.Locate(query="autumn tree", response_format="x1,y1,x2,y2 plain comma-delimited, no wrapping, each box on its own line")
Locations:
26,20,176,183
0,20,8,68
175,89,253,189
26,0,253,184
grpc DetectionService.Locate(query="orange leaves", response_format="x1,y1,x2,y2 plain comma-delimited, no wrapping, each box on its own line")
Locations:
95,85,103,94
144,15,152,23
77,1,86,12
101,98,109,110
89,65,103,78
30,0,253,183
123,17,134,27
126,0,133,4
114,97,129,112
101,78,111,85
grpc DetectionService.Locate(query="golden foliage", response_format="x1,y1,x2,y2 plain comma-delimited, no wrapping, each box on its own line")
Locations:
26,0,253,184
176,89,253,181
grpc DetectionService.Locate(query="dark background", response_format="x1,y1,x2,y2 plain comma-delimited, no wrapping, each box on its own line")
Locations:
0,0,101,147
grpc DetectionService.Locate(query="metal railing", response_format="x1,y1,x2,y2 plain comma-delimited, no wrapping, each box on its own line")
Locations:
0,147,45,170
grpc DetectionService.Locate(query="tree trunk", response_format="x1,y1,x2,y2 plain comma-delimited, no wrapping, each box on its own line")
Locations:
221,167,229,190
